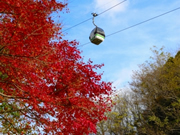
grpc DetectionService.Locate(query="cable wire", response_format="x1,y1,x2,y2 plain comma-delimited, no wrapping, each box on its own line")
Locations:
62,0,127,32
93,0,119,12
62,17,92,32
106,6,180,37
98,0,127,15
78,6,180,47
78,42,91,47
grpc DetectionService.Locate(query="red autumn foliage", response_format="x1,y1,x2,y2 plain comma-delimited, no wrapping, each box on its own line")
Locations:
0,0,112,134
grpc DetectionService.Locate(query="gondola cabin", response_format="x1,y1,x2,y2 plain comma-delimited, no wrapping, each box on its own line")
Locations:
89,27,105,45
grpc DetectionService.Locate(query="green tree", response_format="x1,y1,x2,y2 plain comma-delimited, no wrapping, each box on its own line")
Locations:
130,47,180,135
97,92,136,135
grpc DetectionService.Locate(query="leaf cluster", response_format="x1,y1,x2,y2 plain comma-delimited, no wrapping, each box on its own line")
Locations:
0,0,112,134
97,47,180,135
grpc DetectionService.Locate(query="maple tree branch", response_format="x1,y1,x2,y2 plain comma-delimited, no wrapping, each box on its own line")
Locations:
0,46,5,52
0,92,27,99
12,83,31,97
23,24,47,41
20,110,39,121
0,11,19,15
1,50,52,59
73,105,92,112
0,114,19,133
0,108,25,114
0,82,29,100
1,53,39,59
20,108,47,126
59,96,79,100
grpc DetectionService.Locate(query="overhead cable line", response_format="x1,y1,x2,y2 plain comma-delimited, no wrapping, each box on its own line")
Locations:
62,0,127,32
78,42,91,47
93,0,119,12
106,6,180,37
78,6,180,47
62,17,92,32
98,0,127,15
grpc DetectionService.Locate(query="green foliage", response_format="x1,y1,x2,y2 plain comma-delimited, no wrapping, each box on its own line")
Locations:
0,72,8,80
130,47,180,135
97,47,180,135
97,93,136,135
0,72,36,134
0,101,36,134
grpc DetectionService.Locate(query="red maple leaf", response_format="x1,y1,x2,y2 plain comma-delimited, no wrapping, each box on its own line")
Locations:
0,0,112,134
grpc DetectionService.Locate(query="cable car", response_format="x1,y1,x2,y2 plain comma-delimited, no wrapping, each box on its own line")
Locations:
89,27,105,45
89,13,105,45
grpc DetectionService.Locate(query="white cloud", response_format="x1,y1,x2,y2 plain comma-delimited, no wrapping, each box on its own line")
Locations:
66,0,180,92
93,0,128,17
111,64,138,89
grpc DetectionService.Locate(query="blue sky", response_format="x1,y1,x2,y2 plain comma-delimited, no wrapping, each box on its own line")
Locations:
53,0,180,90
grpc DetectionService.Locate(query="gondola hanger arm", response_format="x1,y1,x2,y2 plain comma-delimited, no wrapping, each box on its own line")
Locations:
92,13,98,27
